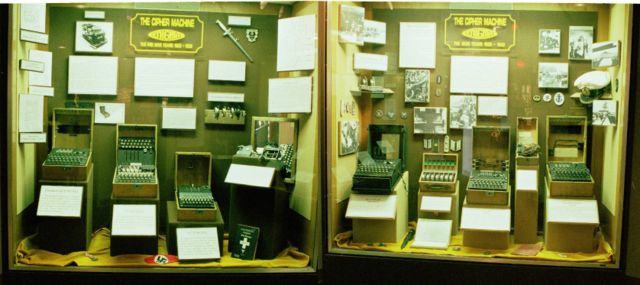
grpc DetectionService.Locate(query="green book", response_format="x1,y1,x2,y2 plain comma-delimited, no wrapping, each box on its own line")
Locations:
232,224,260,260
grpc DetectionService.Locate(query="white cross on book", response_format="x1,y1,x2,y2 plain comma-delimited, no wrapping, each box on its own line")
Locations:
240,237,250,250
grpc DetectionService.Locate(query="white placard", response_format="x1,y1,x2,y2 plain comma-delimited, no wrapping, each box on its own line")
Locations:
412,218,452,249
18,94,44,133
111,204,157,236
268,76,313,113
29,86,54,96
36,185,83,217
460,207,510,231
20,59,44,72
207,92,245,103
399,22,436,69
177,227,220,260
450,56,509,95
95,103,125,124
420,196,452,213
20,4,46,33
547,198,599,225
134,58,195,98
345,194,397,220
363,20,386,45
516,169,537,191
277,14,316,72
478,96,508,116
225,164,275,188
228,15,251,27
208,60,246,82
68,56,118,95
20,30,49,44
28,50,51,87
84,11,105,19
162,108,196,130
20,133,47,143
75,21,114,53
353,53,388,71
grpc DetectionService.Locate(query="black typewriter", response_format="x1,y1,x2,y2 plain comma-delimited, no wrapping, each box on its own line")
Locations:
548,162,592,182
352,157,402,194
43,148,90,166
177,185,216,209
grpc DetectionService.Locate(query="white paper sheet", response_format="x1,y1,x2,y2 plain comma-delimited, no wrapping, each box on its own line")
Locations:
460,206,510,231
28,50,52,87
20,30,49,44
20,60,44,72
353,53,388,71
412,219,452,249
162,107,196,130
20,4,46,33
208,92,245,102
478,96,508,116
399,22,436,68
345,194,397,220
20,133,47,143
68,56,118,95
547,198,599,224
450,56,509,95
420,196,452,213
36,185,83,217
516,169,537,191
228,15,251,26
18,94,44,133
277,14,316,72
29,86,54,97
111,204,157,236
95,102,125,124
225,164,275,188
268,76,312,113
363,20,386,45
84,11,105,19
177,227,220,260
134,58,195,98
208,60,246,82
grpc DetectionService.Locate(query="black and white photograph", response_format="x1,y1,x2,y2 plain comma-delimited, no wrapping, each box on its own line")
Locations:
339,120,359,155
539,29,561,54
339,5,365,45
591,41,620,68
414,107,447,134
592,100,617,126
538,62,569,89
363,20,386,45
404,69,430,103
75,21,113,53
449,95,477,129
569,26,593,60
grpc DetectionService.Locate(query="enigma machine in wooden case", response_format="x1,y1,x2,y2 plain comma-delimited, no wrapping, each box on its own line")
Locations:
174,152,217,221
112,124,159,198
467,126,511,205
418,152,458,192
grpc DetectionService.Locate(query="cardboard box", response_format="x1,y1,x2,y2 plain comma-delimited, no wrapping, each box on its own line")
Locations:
175,152,217,221
461,198,511,250
418,152,458,193
112,124,159,198
418,181,459,234
514,169,538,244
516,117,539,166
166,201,224,258
467,126,510,206
41,108,94,181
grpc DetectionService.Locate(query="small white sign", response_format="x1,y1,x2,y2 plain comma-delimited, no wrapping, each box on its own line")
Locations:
162,107,197,130
37,185,83,217
84,11,106,20
20,30,49,44
353,53,388,71
111,204,157,236
208,60,246,82
207,92,245,103
420,196,452,213
412,218,452,249
346,194,397,220
268,76,313,113
20,132,47,143
228,15,251,27
95,102,125,124
20,59,44,72
20,3,46,33
225,164,275,188
177,227,221,260
29,86,54,96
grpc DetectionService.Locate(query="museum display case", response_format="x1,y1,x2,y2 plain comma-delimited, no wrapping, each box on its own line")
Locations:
5,2,323,278
327,1,633,272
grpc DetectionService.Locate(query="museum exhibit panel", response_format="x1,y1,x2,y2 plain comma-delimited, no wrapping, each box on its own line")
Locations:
6,2,323,275
327,2,633,270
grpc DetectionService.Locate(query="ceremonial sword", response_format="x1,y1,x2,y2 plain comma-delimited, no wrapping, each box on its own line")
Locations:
215,20,254,63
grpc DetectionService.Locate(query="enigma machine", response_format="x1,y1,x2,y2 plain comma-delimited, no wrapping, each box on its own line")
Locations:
466,126,511,205
41,108,94,181
352,124,406,194
112,124,159,198
175,152,217,221
419,153,458,192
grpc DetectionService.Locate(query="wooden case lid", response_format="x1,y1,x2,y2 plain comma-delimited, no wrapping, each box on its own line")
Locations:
175,152,212,187
472,126,510,164
546,116,588,163
52,108,94,150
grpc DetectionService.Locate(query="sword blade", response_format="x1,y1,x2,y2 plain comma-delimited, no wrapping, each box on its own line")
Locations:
216,20,254,62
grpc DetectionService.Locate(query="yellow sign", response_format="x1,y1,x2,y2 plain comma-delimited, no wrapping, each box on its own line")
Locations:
130,13,204,54
444,13,516,52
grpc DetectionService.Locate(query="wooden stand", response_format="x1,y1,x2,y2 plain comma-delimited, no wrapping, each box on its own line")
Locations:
418,181,459,234
461,198,511,250
166,201,224,258
109,188,159,256
514,169,539,244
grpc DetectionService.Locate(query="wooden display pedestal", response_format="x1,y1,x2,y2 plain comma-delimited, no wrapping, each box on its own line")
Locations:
418,181,459,235
166,201,224,258
515,169,539,244
460,198,511,250
466,186,510,206
109,189,159,256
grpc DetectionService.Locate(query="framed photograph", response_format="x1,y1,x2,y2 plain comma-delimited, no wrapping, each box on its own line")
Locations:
363,20,386,45
414,107,447,135
592,100,617,126
538,62,569,89
339,5,364,45
539,29,561,54
569,26,593,60
404,69,430,103
75,21,113,53
449,95,477,129
591,41,620,68
339,120,359,156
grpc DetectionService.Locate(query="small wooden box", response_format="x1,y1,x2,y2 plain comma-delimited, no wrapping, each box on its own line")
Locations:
516,117,539,166
418,153,458,193
175,152,216,221
166,201,224,258
546,116,594,197
544,185,599,253
41,108,94,181
418,181,459,234
461,198,511,250
112,124,159,198
467,126,510,205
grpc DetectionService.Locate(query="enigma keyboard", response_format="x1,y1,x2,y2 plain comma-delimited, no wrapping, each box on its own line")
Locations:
114,164,156,184
352,159,402,194
548,162,592,182
44,148,90,166
468,170,509,191
177,185,215,209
